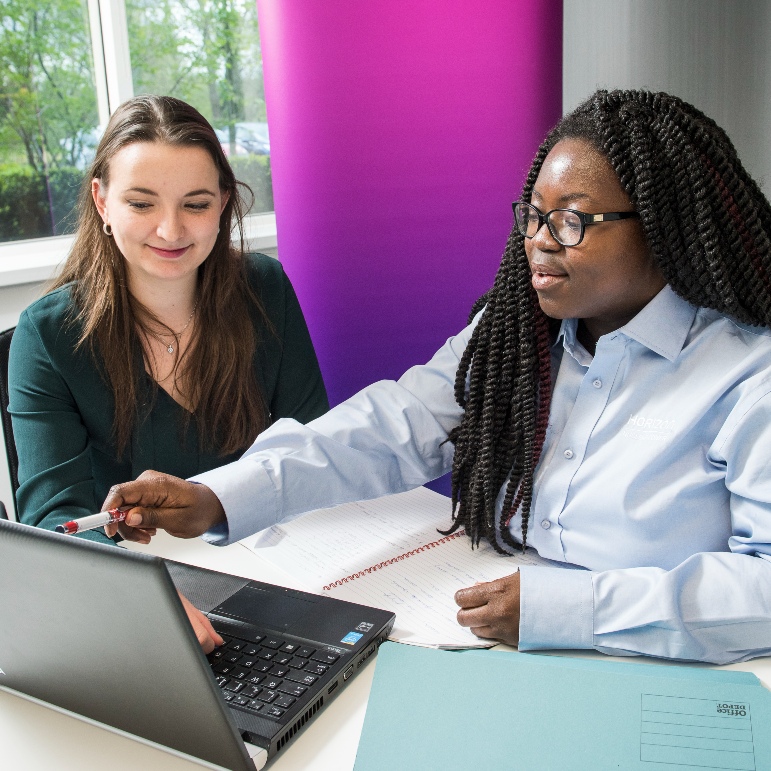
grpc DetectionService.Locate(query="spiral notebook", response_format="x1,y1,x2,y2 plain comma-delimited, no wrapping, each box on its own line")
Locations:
241,487,560,649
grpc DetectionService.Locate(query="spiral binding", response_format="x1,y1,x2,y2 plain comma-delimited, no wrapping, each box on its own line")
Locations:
322,529,466,591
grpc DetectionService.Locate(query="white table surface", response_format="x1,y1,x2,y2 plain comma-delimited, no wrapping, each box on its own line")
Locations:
3,531,770,770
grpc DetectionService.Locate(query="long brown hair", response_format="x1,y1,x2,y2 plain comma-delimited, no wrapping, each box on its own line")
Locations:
50,95,268,457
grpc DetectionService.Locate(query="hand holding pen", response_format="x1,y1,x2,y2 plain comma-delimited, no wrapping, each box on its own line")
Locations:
56,507,129,535
101,469,226,542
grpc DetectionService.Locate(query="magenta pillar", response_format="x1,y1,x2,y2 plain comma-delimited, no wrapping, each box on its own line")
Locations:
257,1,563,407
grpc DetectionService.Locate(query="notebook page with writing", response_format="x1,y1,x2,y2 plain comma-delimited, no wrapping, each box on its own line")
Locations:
240,487,560,648
242,488,455,590
327,532,551,648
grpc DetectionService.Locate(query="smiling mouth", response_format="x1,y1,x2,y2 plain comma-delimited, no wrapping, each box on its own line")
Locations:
148,245,190,259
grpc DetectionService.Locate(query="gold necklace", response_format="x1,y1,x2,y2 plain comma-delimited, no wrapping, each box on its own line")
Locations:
146,302,198,354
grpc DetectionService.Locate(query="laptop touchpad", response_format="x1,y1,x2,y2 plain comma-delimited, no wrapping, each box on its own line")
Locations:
213,585,315,629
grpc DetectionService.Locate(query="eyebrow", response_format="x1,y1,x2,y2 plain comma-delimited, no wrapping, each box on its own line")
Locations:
125,187,216,197
531,190,594,205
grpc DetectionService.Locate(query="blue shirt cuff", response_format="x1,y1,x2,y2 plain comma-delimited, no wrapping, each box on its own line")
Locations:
518,566,595,650
190,459,281,545
199,519,230,546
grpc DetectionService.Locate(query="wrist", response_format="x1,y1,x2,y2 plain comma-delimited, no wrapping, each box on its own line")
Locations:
193,482,227,533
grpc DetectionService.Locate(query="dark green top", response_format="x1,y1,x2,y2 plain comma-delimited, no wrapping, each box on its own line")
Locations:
9,253,328,544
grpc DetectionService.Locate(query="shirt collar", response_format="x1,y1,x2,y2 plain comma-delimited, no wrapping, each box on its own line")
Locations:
556,317,592,367
619,285,697,361
555,285,697,363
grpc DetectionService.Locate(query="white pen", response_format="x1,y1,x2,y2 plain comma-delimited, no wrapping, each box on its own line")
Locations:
55,508,128,535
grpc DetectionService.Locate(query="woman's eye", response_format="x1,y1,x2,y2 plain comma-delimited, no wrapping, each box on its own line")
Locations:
127,201,151,210
186,201,212,211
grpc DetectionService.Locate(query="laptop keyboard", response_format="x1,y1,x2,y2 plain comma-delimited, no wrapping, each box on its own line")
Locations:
207,630,339,721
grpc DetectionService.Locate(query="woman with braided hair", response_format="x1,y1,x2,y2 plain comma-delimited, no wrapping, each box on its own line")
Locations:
104,89,771,664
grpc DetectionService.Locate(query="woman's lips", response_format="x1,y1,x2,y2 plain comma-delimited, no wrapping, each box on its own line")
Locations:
531,268,567,291
148,245,190,259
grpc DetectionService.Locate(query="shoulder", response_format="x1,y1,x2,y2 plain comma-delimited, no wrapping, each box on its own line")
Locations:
694,312,771,389
10,285,93,388
14,284,81,349
20,284,77,323
242,252,297,325
693,307,771,352
688,308,771,407
243,252,289,294
724,316,771,343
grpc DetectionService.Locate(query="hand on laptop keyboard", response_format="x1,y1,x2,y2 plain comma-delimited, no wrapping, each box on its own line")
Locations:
178,591,224,653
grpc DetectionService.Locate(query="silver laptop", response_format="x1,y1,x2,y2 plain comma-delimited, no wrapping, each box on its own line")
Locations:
0,518,395,770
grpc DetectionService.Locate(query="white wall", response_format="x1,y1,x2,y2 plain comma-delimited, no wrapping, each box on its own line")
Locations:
563,0,771,192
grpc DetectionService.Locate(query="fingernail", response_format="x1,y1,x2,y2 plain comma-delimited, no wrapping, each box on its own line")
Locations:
127,512,141,527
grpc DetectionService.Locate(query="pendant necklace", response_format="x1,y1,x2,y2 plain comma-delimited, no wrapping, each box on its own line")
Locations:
147,302,198,354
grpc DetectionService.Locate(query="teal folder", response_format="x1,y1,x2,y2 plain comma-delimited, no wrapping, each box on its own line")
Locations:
354,644,771,771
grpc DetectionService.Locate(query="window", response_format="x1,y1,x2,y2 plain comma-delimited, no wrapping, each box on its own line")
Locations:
0,0,99,241
0,0,273,254
126,0,273,214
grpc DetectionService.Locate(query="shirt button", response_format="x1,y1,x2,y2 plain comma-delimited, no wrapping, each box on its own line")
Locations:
541,519,551,530
593,379,602,389
563,449,574,459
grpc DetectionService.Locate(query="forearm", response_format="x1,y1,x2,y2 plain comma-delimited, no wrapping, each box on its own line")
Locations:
195,379,456,544
194,320,472,545
519,552,771,664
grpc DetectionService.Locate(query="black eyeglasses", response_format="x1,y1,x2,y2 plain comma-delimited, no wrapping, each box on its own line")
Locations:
512,201,640,247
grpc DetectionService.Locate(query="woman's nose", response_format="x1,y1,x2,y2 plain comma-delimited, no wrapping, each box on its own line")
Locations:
156,210,184,242
531,219,561,251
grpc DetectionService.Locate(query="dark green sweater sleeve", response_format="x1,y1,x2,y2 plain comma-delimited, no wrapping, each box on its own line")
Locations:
9,289,113,545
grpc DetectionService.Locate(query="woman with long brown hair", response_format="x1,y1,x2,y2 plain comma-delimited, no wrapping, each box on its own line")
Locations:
9,95,328,545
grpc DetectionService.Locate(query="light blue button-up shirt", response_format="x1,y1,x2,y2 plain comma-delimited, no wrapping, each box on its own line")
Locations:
196,286,771,663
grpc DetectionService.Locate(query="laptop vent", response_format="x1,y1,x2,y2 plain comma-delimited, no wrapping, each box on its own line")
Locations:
275,696,324,753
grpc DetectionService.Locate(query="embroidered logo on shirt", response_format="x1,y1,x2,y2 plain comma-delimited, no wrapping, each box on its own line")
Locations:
622,414,676,441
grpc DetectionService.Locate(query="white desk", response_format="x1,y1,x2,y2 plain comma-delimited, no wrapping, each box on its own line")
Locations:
3,532,770,770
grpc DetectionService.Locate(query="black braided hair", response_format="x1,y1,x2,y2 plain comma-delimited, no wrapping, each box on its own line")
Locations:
447,89,771,551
